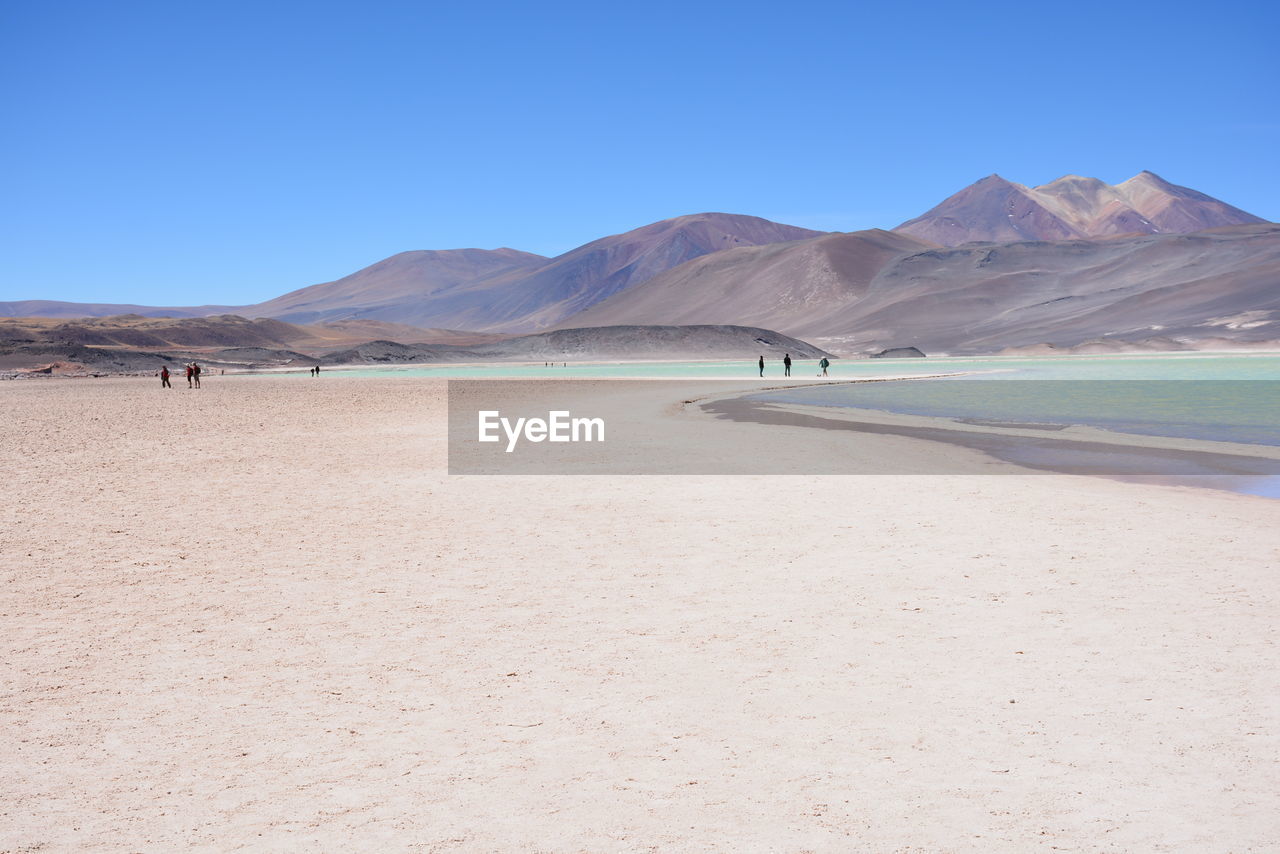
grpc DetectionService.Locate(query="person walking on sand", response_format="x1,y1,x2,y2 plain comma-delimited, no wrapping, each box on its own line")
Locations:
185,363,194,388
193,362,201,388
784,353,792,377
160,365,171,388
820,356,830,377
758,355,764,377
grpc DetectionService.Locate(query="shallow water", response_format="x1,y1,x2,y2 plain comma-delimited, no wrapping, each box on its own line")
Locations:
753,380,1280,446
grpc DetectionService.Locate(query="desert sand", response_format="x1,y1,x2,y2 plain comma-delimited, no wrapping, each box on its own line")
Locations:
2,374,1278,851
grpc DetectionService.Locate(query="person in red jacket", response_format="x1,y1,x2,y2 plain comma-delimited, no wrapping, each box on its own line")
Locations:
160,366,171,388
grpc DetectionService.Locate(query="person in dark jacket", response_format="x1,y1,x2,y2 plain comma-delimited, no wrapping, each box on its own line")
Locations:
783,354,792,377
758,355,764,377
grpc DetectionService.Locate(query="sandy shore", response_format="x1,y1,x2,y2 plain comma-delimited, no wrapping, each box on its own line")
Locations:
3,375,1278,851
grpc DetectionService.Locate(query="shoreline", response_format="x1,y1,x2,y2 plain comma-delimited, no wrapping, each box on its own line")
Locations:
695,391,1280,497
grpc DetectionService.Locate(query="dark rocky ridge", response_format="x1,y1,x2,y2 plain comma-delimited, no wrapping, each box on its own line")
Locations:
871,347,926,359
2,323,830,376
322,325,830,364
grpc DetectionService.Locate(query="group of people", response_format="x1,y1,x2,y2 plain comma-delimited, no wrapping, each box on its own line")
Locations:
158,362,202,388
310,365,321,376
757,354,831,377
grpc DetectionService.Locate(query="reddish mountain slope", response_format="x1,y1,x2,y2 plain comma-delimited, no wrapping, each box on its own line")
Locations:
895,171,1266,246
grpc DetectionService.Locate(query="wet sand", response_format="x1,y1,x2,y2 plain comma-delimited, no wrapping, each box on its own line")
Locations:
2,374,1279,851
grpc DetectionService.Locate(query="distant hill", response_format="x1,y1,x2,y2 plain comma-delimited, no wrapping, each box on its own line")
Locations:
249,247,548,325
258,213,824,331
322,324,830,364
0,300,240,319
556,224,1280,353
432,213,825,331
560,229,935,335
0,314,310,349
0,314,501,366
1,214,823,332
0,319,829,375
894,171,1266,246
855,224,1280,352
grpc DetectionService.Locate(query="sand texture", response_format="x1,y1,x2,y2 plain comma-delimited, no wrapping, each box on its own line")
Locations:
2,375,1278,851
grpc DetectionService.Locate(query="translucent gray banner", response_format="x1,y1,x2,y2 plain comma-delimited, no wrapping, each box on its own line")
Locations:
446,379,1280,477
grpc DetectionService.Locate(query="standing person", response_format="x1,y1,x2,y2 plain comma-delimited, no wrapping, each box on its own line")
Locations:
784,353,792,377
758,355,764,377
185,363,194,388
160,365,171,388
315,365,321,375
820,357,830,377
193,362,201,388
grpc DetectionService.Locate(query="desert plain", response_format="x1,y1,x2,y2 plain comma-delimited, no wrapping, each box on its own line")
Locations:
2,374,1278,851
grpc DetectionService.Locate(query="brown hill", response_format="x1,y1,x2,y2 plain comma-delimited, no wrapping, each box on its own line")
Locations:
0,314,310,349
251,213,824,331
0,300,240,319
247,247,548,325
557,224,1280,354
894,171,1266,246
0,313,477,354
96,214,819,333
560,229,935,335
428,213,826,331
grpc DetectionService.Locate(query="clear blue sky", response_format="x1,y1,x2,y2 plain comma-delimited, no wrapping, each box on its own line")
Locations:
3,0,1277,305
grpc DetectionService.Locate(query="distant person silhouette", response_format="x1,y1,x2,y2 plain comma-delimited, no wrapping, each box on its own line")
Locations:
315,365,320,375
160,366,171,388
185,363,194,388
783,354,792,377
819,357,829,377
193,362,201,388
758,355,764,377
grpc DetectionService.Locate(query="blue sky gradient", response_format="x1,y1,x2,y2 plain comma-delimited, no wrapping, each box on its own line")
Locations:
3,0,1277,304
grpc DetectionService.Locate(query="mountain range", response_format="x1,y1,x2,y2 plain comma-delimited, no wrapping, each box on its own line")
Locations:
566,223,1280,352
2,172,1274,355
